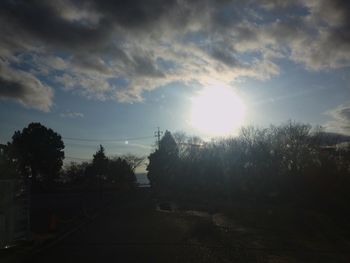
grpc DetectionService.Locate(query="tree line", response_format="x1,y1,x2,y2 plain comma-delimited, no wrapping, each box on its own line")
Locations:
0,122,141,192
147,122,350,211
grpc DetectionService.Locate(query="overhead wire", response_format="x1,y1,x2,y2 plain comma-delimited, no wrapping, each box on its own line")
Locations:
62,134,155,161
62,135,154,142
65,156,91,161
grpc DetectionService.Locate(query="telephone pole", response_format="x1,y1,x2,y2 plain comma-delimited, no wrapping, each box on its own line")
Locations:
154,127,163,149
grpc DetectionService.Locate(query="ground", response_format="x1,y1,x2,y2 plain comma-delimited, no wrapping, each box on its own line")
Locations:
23,188,350,262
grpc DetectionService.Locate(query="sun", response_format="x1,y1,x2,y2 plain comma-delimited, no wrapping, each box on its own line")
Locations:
190,83,245,137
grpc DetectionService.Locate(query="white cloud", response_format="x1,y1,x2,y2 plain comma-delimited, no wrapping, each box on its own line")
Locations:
325,102,350,135
60,110,84,118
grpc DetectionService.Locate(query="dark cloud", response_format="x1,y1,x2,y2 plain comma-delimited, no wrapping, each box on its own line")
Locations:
259,0,302,11
293,0,350,69
0,77,26,98
0,63,53,111
132,56,164,78
210,47,242,68
71,54,111,74
209,1,248,29
0,0,112,50
93,0,178,29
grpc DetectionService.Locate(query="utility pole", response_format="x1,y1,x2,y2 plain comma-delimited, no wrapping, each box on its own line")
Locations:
154,127,163,149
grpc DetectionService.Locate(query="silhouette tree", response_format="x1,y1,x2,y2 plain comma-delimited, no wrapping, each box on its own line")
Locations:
147,122,349,205
147,130,179,194
107,157,135,188
159,130,179,156
0,144,18,179
61,161,89,185
122,154,145,172
92,145,108,178
8,122,64,186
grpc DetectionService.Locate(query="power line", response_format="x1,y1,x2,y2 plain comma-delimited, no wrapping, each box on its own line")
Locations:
65,156,91,161
63,133,157,161
65,142,131,148
62,135,154,142
65,153,135,161
64,141,153,149
65,143,99,148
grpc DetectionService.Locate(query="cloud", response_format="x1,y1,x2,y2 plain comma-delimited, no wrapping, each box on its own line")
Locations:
60,110,84,118
284,0,350,69
0,0,349,106
0,1,111,50
325,102,350,135
0,62,53,111
70,54,112,75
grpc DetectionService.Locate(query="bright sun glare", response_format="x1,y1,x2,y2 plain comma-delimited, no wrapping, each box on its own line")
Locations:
190,83,245,137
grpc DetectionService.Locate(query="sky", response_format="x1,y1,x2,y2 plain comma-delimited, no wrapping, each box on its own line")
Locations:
0,0,350,171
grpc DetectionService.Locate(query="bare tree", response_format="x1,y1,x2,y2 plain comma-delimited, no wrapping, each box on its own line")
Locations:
122,154,146,172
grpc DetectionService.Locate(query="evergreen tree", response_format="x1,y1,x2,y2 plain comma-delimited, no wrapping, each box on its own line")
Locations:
147,130,179,194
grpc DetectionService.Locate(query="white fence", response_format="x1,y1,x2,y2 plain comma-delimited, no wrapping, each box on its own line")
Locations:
0,179,30,248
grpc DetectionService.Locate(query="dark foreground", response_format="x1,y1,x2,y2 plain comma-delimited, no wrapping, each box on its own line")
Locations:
26,189,216,262
24,188,350,263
